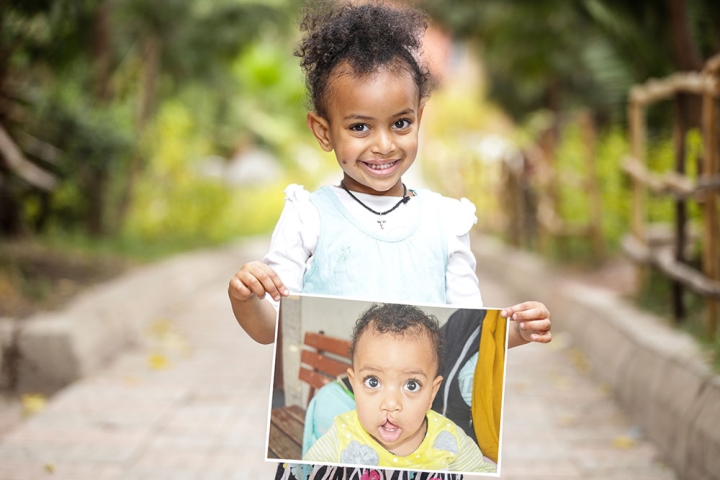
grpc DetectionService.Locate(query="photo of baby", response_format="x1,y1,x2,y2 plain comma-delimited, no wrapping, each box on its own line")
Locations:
266,294,506,476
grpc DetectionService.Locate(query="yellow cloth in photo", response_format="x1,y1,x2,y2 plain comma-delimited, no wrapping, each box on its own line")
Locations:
471,309,506,463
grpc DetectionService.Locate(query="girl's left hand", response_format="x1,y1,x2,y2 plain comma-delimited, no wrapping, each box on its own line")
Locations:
502,301,552,344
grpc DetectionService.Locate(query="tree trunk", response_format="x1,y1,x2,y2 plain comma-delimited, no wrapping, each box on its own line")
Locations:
666,0,704,71
666,0,703,128
112,36,161,234
82,0,114,237
93,1,113,103
81,164,109,237
0,176,23,237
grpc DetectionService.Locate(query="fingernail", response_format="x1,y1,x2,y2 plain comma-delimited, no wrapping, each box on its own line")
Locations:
274,295,281,302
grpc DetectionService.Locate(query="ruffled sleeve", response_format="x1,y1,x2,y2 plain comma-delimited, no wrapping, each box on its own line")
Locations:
263,184,320,306
451,197,478,237
439,196,483,307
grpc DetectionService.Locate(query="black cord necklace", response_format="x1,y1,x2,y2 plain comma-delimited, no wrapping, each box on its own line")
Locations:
340,180,411,229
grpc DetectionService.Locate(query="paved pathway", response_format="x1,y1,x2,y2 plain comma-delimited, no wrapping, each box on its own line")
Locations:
0,239,677,479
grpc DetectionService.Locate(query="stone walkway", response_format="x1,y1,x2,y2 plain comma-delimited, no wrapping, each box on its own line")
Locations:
0,239,677,479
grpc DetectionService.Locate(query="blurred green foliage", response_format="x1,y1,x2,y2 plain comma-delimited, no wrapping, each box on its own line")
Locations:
1,0,330,257
420,0,720,124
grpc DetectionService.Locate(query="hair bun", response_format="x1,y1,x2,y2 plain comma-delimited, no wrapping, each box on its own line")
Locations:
296,0,434,117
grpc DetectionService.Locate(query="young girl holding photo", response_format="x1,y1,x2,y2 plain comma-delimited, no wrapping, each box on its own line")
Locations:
228,1,551,479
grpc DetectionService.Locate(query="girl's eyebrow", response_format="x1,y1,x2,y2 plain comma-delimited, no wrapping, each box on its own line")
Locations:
344,114,374,121
343,108,416,121
392,108,415,117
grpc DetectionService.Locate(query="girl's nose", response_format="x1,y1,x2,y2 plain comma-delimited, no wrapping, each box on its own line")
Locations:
372,130,395,156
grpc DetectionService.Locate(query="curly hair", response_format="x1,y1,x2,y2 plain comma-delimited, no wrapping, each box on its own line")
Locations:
350,303,444,376
295,0,436,118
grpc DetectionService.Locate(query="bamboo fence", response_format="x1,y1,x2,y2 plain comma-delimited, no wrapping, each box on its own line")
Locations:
622,54,720,334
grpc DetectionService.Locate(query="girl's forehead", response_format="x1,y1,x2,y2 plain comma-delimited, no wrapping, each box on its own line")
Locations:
326,65,420,101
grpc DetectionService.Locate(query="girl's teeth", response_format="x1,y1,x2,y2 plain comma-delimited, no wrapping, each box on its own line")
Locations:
367,161,395,170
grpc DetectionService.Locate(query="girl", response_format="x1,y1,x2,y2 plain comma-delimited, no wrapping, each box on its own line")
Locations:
228,1,551,479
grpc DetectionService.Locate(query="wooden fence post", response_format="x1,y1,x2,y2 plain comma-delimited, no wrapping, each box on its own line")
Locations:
629,97,647,293
579,112,605,262
702,89,719,335
672,96,689,323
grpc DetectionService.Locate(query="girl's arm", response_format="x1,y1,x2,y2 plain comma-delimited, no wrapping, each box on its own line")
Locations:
229,184,317,344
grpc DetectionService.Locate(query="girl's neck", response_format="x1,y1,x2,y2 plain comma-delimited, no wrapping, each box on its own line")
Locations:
340,176,405,197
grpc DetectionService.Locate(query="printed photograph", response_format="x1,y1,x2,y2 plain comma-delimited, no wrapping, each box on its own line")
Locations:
266,294,508,476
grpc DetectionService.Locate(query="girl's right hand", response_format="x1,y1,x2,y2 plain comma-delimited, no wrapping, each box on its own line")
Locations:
228,261,290,303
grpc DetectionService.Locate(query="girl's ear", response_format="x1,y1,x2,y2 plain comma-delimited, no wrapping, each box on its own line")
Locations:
417,102,426,126
307,111,334,152
347,367,356,384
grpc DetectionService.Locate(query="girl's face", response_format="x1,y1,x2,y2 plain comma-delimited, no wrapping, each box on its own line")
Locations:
348,327,442,457
307,67,424,197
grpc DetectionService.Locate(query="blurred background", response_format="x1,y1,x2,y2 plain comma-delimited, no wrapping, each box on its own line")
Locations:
1,0,719,382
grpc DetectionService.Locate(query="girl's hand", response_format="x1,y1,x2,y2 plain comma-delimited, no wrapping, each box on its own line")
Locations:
228,261,289,303
502,301,552,345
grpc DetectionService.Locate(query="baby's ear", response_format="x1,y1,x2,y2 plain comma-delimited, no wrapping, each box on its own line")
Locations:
429,375,443,404
306,112,333,152
347,367,355,383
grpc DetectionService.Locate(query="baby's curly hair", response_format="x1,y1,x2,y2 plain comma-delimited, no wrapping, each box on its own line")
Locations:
350,303,444,376
295,0,436,118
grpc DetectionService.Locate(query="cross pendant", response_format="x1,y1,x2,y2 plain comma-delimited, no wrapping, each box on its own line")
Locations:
377,219,386,229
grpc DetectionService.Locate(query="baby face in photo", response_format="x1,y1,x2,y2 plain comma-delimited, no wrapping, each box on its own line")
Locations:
348,318,443,457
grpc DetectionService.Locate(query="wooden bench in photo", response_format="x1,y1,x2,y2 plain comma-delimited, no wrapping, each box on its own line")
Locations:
267,331,352,460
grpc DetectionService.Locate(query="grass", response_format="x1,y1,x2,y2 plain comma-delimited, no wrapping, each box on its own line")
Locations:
0,229,260,319
0,236,131,319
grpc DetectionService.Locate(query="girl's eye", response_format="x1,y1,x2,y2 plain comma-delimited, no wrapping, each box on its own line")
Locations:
350,124,368,132
364,376,380,389
393,119,411,129
404,379,421,392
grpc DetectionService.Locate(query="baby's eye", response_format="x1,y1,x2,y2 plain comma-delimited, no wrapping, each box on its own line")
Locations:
350,124,369,132
393,119,411,129
364,376,380,389
404,379,421,392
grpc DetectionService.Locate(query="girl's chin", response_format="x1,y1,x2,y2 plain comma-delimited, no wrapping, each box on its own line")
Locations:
344,177,404,196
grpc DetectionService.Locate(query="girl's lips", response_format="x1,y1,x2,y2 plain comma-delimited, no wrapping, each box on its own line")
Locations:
359,159,400,175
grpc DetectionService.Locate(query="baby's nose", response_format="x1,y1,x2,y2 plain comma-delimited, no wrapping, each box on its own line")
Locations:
381,391,402,412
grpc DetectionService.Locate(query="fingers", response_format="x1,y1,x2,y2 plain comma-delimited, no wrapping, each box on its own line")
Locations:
502,301,552,344
528,329,552,343
502,301,544,318
228,262,289,302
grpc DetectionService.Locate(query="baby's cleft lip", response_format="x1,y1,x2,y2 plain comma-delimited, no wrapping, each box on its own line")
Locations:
377,418,402,443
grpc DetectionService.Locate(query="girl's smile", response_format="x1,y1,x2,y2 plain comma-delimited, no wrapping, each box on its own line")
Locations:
307,66,424,197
